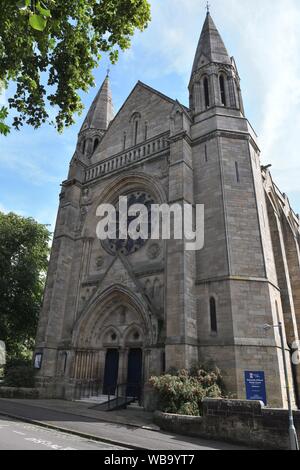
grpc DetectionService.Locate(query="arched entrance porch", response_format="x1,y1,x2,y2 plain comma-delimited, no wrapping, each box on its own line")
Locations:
70,286,156,400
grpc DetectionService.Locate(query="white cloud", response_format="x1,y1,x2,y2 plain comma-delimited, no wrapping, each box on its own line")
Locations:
0,152,61,186
219,0,300,195
0,125,75,186
0,203,7,213
0,200,56,230
0,203,28,216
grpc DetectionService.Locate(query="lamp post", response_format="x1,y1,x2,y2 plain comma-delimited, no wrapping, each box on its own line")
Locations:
264,322,299,451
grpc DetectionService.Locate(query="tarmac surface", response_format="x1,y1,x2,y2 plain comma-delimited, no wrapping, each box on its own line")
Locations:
0,398,249,450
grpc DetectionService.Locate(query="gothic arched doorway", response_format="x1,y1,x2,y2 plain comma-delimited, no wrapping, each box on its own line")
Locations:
71,286,156,399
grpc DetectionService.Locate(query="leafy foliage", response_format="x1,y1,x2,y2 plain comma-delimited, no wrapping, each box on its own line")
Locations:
0,212,50,358
0,106,10,136
149,366,225,416
18,1,52,32
4,364,35,388
0,0,151,132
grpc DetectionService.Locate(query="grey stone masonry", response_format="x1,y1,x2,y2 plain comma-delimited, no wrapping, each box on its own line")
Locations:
35,12,300,409
154,399,300,450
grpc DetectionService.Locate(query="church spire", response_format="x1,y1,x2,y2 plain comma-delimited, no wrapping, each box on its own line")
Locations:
191,11,231,78
189,12,244,116
77,74,115,159
80,75,114,133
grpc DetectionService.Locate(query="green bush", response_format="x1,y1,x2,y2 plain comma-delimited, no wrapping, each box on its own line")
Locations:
149,366,225,416
4,357,32,372
4,365,35,388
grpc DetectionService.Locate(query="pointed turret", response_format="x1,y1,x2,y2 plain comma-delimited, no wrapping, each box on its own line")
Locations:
191,12,231,77
189,12,244,116
77,75,115,159
81,75,114,132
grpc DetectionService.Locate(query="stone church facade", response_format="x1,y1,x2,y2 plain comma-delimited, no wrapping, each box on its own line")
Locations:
35,12,300,408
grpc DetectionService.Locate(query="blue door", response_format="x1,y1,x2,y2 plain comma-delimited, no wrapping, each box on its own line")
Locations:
126,349,143,399
103,349,119,395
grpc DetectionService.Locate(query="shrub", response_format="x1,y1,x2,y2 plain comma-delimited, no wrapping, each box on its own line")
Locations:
4,357,32,372
149,366,225,416
4,365,35,388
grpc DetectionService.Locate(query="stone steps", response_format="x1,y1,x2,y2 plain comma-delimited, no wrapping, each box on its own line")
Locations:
76,395,116,405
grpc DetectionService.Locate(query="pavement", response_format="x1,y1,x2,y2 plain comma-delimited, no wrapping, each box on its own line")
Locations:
0,398,249,450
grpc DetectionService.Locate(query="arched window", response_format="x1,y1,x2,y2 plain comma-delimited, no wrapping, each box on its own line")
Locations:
203,77,210,108
144,122,148,141
219,74,227,106
130,112,141,146
204,144,208,162
134,119,139,145
235,161,240,183
93,138,99,153
82,139,86,155
193,82,201,112
210,297,217,333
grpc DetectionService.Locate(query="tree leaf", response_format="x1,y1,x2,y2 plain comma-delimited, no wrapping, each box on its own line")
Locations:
36,3,52,18
0,106,10,135
0,122,10,136
29,14,47,31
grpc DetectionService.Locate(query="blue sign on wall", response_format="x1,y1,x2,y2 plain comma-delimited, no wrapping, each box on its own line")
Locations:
245,371,267,405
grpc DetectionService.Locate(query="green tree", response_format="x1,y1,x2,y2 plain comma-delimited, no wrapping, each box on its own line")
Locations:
0,212,50,359
0,107,10,136
0,0,151,133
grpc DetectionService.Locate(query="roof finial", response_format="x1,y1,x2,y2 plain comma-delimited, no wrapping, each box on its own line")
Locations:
206,1,210,15
106,67,110,78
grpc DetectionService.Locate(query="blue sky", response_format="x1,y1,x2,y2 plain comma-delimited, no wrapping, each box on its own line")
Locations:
1,0,300,232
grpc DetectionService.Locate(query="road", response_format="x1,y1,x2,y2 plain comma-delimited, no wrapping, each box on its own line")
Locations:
0,399,248,450
0,415,127,451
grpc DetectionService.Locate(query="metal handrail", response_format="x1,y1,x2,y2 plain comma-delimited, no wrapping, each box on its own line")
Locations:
74,379,102,400
74,380,143,409
106,382,142,409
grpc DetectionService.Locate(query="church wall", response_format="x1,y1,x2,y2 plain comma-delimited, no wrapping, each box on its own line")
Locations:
61,237,86,341
196,277,292,407
250,147,278,286
190,110,293,406
219,136,266,278
93,85,174,163
164,128,198,371
266,198,299,345
198,345,237,393
193,137,229,281
230,280,296,408
196,280,234,344
283,218,300,336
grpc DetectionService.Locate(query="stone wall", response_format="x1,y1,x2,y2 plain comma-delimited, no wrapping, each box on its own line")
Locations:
154,398,300,450
0,387,39,399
